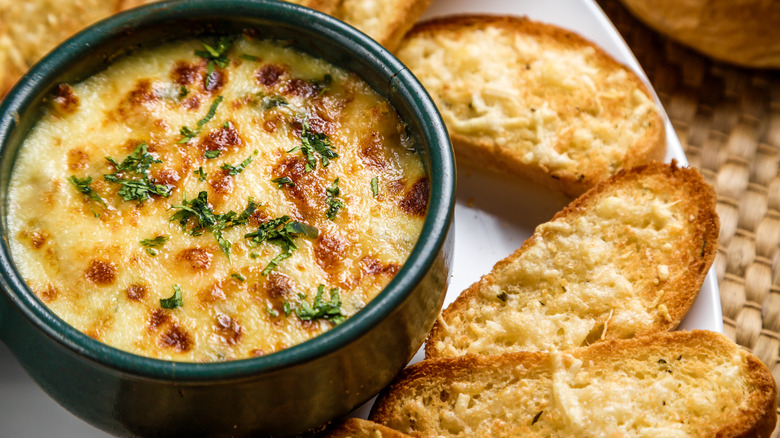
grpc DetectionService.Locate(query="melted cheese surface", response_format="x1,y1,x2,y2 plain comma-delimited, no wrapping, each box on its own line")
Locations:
8,37,426,362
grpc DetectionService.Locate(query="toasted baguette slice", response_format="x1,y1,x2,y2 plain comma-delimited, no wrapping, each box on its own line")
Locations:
321,418,412,437
334,0,434,51
427,162,718,358
371,331,778,438
396,15,666,197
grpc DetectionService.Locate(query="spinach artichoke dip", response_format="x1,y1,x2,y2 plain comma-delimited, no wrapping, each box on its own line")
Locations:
7,36,428,362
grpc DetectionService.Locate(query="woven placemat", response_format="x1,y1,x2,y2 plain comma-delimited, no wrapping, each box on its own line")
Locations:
598,0,780,424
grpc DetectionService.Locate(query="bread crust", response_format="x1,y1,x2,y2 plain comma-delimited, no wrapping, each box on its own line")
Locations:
371,331,778,438
335,0,434,51
320,418,412,437
397,14,666,197
426,162,719,358
618,0,780,69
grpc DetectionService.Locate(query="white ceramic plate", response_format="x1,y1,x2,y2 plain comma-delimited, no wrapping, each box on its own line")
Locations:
0,0,721,435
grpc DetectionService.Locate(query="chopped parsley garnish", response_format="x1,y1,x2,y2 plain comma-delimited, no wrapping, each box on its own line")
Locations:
283,301,293,317
231,273,246,282
371,177,379,197
68,175,106,215
271,176,295,188
179,86,189,99
220,151,257,176
204,150,222,159
195,37,234,89
267,306,279,318
288,118,337,172
244,215,318,275
325,178,345,220
146,248,158,256
140,235,169,247
194,166,207,182
314,74,332,95
160,285,183,309
261,95,288,110
292,284,346,324
239,53,260,62
179,95,223,144
104,142,171,203
169,191,258,258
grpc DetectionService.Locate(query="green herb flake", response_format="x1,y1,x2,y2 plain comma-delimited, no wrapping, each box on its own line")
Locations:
179,96,223,144
68,175,107,214
231,273,246,282
170,192,258,259
205,150,221,159
179,86,189,99
325,178,345,220
272,176,295,189
267,306,279,318
104,142,172,203
145,248,158,256
195,37,234,88
283,301,293,317
194,166,207,182
371,177,379,197
160,285,183,309
220,152,256,176
239,53,260,62
140,235,169,247
294,284,346,324
262,95,288,110
244,215,318,275
249,252,260,259
290,118,338,172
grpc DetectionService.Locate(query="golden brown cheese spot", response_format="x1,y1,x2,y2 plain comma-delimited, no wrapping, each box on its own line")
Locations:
214,314,243,345
67,148,90,171
171,61,203,86
272,155,320,220
209,168,234,196
201,125,242,153
19,228,48,249
125,284,146,301
154,168,181,188
159,324,192,352
400,177,430,217
255,63,287,87
84,260,117,286
148,308,170,331
127,79,158,107
178,247,212,272
204,69,227,93
315,233,347,273
360,256,400,277
199,283,226,304
37,284,58,303
53,83,79,115
307,112,336,136
266,272,295,299
181,96,201,111
359,132,387,170
284,78,318,99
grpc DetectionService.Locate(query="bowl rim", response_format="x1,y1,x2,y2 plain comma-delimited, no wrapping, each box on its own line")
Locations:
0,0,454,381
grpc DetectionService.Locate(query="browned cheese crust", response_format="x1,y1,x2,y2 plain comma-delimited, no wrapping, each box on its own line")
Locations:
426,162,719,358
371,331,777,438
396,15,667,197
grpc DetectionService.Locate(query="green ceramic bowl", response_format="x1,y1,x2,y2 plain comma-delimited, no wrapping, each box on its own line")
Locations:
0,1,454,436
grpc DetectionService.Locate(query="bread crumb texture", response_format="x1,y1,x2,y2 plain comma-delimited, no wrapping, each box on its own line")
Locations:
371,331,777,438
428,163,718,357
396,15,665,195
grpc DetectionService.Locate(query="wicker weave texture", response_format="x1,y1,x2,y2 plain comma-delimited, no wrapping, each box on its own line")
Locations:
598,0,780,420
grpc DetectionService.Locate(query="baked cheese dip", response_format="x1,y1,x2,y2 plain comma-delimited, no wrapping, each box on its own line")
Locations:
7,35,428,362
